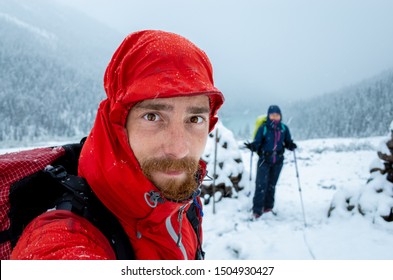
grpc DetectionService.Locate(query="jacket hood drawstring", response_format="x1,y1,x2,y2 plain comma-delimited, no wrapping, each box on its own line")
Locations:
144,191,165,208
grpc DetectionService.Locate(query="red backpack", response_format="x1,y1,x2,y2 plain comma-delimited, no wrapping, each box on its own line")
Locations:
0,140,133,260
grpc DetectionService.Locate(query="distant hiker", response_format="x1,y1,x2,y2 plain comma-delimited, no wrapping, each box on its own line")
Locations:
244,105,297,219
10,30,224,260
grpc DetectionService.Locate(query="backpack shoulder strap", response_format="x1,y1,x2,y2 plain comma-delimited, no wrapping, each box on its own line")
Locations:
44,165,135,260
281,123,286,133
263,124,267,137
186,202,205,260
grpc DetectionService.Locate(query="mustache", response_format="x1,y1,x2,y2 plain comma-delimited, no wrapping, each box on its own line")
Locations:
140,157,199,174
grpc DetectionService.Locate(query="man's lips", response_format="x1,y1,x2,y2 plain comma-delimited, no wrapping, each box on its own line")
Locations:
157,170,186,177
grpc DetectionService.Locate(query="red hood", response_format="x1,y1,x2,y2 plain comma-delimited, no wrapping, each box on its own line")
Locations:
78,30,223,236
104,30,223,132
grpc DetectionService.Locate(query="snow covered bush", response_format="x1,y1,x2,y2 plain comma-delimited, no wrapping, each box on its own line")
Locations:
201,121,245,204
328,120,393,222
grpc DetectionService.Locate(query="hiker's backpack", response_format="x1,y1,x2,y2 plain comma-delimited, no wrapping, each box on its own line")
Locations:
253,115,267,139
0,139,134,260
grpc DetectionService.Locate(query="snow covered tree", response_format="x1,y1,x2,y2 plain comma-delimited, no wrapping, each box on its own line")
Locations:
201,121,245,204
328,120,393,222
370,120,393,184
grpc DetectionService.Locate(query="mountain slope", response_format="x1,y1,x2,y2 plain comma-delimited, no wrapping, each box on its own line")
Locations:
0,0,122,144
285,70,393,140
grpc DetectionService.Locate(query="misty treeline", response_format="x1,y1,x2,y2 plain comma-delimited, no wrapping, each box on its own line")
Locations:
0,52,101,142
0,22,104,144
285,71,393,140
1,0,392,145
2,28,392,144
0,0,120,145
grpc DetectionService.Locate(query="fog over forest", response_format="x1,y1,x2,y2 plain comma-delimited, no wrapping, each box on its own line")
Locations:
1,0,392,145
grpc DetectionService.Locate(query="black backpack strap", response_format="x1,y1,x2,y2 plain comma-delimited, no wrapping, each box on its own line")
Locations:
53,137,86,175
0,229,11,244
186,202,205,260
44,165,135,260
8,169,68,247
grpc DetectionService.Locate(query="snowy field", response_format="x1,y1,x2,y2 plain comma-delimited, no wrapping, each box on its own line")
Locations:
1,136,393,260
203,136,393,260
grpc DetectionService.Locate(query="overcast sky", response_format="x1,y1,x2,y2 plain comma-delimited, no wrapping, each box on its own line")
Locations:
55,0,393,105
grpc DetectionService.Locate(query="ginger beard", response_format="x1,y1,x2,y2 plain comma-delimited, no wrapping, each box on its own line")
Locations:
140,157,200,201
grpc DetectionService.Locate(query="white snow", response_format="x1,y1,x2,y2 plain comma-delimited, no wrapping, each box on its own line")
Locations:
202,135,393,260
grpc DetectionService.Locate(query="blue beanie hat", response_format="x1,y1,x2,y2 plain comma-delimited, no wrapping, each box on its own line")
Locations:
267,105,281,116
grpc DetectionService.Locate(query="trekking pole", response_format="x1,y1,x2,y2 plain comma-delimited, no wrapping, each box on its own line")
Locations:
212,127,218,214
249,151,253,181
293,149,307,227
293,149,316,259
246,150,254,198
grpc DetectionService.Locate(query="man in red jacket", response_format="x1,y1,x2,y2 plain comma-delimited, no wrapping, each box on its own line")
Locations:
11,30,224,260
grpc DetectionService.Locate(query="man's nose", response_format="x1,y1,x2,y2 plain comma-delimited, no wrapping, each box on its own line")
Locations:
162,123,190,159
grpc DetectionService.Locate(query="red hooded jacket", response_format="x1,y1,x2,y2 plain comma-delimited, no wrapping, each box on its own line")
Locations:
11,30,224,260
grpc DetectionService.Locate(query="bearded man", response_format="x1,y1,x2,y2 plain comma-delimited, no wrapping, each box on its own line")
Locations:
11,30,224,260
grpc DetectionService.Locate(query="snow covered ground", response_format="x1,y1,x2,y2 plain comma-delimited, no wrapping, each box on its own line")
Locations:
203,136,393,260
1,136,393,260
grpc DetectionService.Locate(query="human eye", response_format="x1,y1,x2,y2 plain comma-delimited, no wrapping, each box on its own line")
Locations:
189,116,205,124
143,113,161,122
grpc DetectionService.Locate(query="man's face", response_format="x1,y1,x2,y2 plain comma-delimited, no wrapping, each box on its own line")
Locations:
126,95,210,201
269,113,281,122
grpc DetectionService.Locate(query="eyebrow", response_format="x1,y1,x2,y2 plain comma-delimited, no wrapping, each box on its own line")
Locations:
135,102,210,114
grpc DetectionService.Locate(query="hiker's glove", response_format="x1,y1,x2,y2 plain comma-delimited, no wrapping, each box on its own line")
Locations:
244,141,253,151
287,142,297,151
